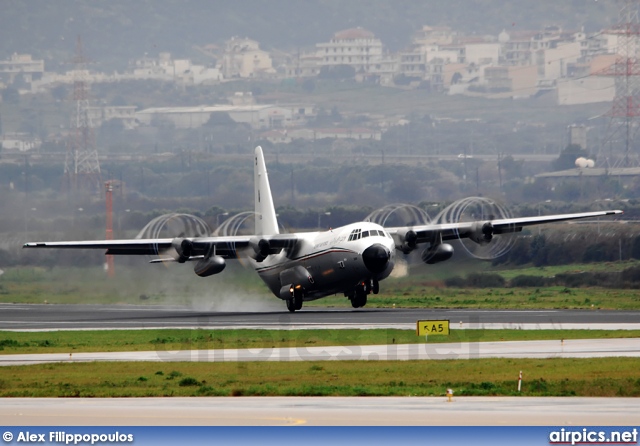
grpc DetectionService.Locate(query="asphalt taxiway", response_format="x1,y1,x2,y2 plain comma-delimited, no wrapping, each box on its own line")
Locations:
1,397,638,425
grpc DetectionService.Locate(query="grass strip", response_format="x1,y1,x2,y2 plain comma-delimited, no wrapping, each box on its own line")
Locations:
1,329,640,354
0,357,638,397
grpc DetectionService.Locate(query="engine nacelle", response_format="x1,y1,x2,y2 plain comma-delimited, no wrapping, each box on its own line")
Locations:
171,238,193,263
249,238,270,262
279,284,294,300
469,222,494,245
421,243,454,264
398,230,418,254
193,256,226,277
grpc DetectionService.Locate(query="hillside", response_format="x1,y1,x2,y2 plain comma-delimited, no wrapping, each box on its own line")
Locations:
1,0,618,70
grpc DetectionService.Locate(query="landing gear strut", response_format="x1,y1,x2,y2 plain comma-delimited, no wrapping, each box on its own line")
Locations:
286,287,304,312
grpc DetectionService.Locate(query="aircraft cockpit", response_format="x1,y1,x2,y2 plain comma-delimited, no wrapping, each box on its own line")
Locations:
347,228,391,242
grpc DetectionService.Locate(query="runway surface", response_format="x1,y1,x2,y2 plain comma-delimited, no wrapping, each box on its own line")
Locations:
1,304,638,427
1,397,638,426
1,338,639,366
1,303,639,331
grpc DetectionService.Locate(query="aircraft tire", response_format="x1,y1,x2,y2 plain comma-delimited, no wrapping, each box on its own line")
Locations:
293,288,304,310
286,299,296,312
351,288,367,308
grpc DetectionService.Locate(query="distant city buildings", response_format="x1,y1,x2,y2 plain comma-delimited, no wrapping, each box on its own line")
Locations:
0,21,633,151
1,23,625,101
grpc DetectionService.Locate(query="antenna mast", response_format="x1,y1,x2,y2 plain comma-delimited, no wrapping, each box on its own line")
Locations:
600,0,640,168
63,36,102,193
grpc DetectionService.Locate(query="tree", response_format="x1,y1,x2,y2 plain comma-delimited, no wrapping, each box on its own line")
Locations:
51,85,68,102
301,78,316,93
317,64,356,80
631,235,640,260
1,87,20,104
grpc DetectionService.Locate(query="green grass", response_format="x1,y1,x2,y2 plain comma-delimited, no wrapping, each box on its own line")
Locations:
494,261,640,280
2,262,640,310
1,329,639,355
0,357,638,397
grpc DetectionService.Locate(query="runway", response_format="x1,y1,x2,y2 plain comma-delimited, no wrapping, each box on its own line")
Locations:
1,303,639,427
1,397,638,425
1,303,639,331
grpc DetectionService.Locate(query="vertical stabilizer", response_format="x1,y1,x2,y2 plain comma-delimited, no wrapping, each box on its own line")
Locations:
254,146,279,235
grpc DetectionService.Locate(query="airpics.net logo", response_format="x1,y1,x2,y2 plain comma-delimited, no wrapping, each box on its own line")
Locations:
549,428,638,445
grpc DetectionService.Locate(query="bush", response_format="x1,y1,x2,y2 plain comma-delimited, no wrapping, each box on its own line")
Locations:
178,377,201,387
444,273,505,288
466,273,505,288
509,275,549,287
444,276,466,287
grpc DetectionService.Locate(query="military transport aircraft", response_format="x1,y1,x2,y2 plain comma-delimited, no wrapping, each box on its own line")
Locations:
24,146,622,312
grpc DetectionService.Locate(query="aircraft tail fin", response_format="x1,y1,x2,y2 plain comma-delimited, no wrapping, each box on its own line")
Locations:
254,146,279,235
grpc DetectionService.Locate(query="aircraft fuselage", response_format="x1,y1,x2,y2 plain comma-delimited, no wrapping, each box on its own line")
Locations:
253,222,396,301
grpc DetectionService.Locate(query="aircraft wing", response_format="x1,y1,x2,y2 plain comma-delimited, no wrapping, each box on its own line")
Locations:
24,233,300,261
386,210,623,247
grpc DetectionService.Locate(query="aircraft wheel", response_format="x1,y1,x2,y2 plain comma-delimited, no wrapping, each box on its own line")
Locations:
372,279,379,295
351,295,367,308
293,287,304,311
286,299,296,312
351,285,368,308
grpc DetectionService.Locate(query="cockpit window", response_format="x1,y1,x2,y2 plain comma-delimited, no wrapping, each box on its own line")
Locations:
349,228,392,241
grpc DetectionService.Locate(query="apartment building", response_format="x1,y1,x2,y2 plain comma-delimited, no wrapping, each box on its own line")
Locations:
221,37,275,78
316,27,384,73
0,53,44,88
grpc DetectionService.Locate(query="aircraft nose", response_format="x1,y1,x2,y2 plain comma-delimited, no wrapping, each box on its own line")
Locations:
363,243,390,274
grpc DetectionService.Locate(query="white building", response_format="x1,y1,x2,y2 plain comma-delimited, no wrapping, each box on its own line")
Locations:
557,77,615,105
221,37,275,78
136,105,296,130
87,106,138,129
464,42,500,65
132,52,222,84
1,133,42,152
316,28,384,73
0,53,44,86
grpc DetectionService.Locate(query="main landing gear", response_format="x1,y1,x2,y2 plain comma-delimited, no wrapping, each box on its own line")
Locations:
286,286,304,312
347,279,379,309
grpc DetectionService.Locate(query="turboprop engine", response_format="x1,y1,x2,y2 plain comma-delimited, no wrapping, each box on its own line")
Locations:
469,221,494,245
398,230,418,254
250,238,270,262
194,256,226,277
171,238,193,263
